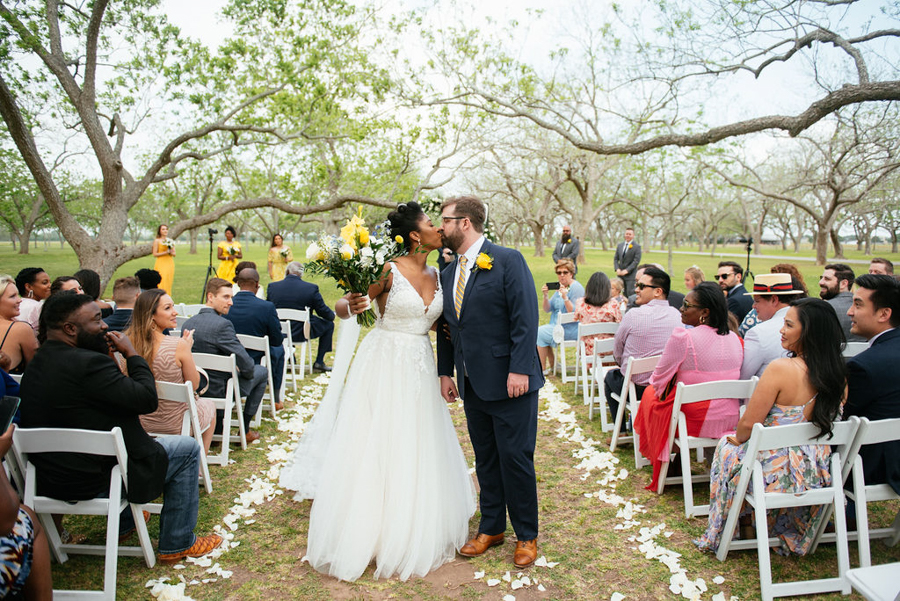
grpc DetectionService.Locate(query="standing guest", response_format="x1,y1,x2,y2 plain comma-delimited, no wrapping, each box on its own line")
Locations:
869,257,895,275
126,289,216,453
74,269,114,318
152,224,176,295
0,275,37,375
267,234,292,283
634,282,744,490
740,274,804,379
14,268,51,334
614,227,642,294
49,276,83,296
844,274,900,493
231,261,264,300
20,293,223,563
104,276,141,332
183,278,267,444
819,263,865,342
134,268,162,292
573,272,622,360
536,259,584,374
552,225,580,273
716,261,753,322
696,298,845,555
216,226,243,282
683,266,704,291
604,267,683,428
739,263,809,336
267,262,336,373
225,268,285,409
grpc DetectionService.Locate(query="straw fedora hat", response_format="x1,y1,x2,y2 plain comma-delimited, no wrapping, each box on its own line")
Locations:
745,273,805,296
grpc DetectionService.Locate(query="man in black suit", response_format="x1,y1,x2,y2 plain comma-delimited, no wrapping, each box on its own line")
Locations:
266,262,335,372
19,293,221,563
614,227,642,294
103,276,140,332
844,274,900,494
224,268,285,409
716,260,753,322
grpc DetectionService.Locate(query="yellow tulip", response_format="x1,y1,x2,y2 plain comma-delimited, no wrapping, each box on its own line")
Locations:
358,228,370,245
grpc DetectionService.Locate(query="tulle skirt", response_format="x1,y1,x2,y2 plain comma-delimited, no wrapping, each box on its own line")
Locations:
304,327,476,582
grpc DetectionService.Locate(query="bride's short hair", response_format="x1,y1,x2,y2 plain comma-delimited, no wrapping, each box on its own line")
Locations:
388,202,424,251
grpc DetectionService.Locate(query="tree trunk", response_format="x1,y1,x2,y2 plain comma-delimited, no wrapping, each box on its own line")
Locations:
531,224,545,257
9,235,16,253
892,231,899,253
829,228,844,259
189,229,199,254
16,230,30,254
814,227,829,265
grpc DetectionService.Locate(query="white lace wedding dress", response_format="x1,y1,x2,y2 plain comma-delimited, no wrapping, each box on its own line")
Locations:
280,263,476,582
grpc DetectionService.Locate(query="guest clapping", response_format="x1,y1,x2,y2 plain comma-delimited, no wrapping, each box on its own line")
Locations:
536,259,584,374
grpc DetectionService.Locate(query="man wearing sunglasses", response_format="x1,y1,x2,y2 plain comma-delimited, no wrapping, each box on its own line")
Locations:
715,261,753,321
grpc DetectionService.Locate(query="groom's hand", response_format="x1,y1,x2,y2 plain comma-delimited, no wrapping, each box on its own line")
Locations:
440,376,459,404
508,373,529,398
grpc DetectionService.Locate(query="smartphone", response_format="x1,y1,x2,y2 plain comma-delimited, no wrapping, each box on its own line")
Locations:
0,396,20,432
546,282,561,290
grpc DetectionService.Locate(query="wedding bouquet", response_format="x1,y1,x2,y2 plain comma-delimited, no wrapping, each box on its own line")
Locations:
226,245,237,256
280,247,291,259
305,209,404,326
163,238,175,252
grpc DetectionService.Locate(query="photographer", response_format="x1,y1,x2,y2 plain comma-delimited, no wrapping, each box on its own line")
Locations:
535,259,584,374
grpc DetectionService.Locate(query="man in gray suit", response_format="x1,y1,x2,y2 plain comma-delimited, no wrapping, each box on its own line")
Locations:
819,263,865,342
614,227,642,294
183,278,268,444
552,225,580,273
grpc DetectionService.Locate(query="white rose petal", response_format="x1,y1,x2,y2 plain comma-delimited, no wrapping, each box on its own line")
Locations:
487,579,501,587
511,580,523,590
713,576,725,585
611,593,626,601
474,571,485,579
538,584,546,592
503,596,516,601
502,571,511,582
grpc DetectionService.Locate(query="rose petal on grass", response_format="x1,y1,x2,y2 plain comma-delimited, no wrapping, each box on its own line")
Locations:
474,571,485,579
713,576,725,585
502,571,511,582
611,593,626,601
487,579,501,587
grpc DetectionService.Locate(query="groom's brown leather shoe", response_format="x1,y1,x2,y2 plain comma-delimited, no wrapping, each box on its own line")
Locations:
459,533,504,557
513,539,538,568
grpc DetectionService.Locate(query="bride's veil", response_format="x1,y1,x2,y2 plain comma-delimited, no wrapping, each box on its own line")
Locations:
278,315,361,500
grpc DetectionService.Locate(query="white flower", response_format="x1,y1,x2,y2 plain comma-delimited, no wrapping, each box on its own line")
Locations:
360,246,373,258
305,242,320,260
375,249,386,265
339,243,355,260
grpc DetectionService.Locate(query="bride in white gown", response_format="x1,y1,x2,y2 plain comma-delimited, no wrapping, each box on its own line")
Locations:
279,202,476,582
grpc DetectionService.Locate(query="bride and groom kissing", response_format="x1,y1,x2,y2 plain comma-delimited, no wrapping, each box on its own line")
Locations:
279,195,544,582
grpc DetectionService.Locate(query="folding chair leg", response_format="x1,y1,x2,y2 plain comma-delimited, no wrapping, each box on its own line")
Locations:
888,509,900,547
752,469,775,601
854,467,872,567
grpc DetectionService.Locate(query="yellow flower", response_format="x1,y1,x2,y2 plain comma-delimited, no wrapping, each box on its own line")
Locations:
340,243,355,260
340,214,367,250
475,252,493,271
395,235,404,244
358,228,370,245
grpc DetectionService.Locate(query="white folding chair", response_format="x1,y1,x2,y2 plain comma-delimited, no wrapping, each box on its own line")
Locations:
277,308,313,384
175,315,190,329
587,338,618,421
279,321,292,399
574,322,619,397
178,304,205,317
715,418,860,601
235,333,278,425
191,352,245,464
655,378,759,518
553,312,577,383
152,381,212,494
842,342,868,358
12,426,156,600
609,355,661,469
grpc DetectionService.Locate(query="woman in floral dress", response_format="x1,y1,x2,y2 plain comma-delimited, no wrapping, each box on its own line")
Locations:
695,298,846,555
573,271,622,358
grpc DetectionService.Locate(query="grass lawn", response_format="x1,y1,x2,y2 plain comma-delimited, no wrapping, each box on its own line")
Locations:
1,241,898,599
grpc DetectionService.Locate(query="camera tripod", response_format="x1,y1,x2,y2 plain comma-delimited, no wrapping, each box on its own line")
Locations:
744,236,754,284
200,229,218,302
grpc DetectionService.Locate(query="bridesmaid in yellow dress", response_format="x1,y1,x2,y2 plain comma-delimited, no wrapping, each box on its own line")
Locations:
153,224,176,295
267,234,292,282
216,226,243,283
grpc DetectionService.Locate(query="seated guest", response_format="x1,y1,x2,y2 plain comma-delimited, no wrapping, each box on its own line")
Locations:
0,425,52,599
610,277,627,313
536,259,584,374
869,257,894,276
231,261,265,300
683,266,704,291
634,282,743,489
104,276,141,332
19,293,222,563
605,267,683,428
134,268,162,292
740,274,804,379
819,263,866,342
184,278,267,444
14,268,51,335
716,260,753,322
126,289,217,453
739,263,809,336
74,269,114,318
696,298,845,555
49,276,83,296
267,262,336,373
224,268,285,409
573,271,622,360
0,275,38,376
844,274,900,492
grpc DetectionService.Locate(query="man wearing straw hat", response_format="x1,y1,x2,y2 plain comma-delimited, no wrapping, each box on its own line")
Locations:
740,273,805,379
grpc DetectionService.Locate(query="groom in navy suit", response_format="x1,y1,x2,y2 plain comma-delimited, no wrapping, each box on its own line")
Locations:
436,195,544,569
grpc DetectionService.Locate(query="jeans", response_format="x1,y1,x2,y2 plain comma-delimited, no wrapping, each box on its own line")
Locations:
120,435,200,554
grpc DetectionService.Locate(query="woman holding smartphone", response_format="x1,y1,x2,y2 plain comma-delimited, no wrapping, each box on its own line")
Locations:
535,259,584,375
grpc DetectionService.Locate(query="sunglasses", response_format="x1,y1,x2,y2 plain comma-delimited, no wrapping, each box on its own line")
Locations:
714,273,734,280
556,271,570,275
682,300,700,309
635,282,660,290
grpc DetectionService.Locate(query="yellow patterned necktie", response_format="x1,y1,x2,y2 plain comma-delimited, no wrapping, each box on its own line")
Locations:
454,255,468,317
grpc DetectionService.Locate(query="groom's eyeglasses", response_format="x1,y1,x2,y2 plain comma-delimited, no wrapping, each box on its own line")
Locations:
441,216,466,223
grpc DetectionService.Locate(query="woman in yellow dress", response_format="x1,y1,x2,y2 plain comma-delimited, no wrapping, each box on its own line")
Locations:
216,226,243,282
267,233,292,282
153,224,176,295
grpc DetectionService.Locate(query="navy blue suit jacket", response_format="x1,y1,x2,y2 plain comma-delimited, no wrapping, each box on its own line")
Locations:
103,308,133,332
726,284,753,322
436,239,543,401
266,275,335,341
224,291,284,361
845,328,900,495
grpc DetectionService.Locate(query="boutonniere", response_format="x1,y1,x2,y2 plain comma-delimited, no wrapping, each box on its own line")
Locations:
473,252,493,272
565,237,572,244
627,243,632,250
